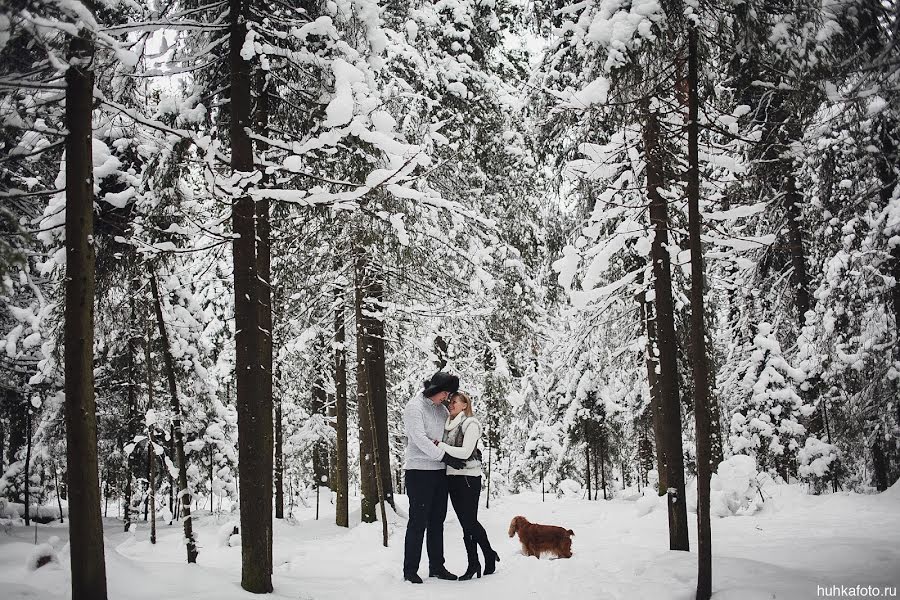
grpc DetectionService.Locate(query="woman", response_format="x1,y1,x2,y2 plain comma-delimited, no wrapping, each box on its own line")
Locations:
435,391,499,580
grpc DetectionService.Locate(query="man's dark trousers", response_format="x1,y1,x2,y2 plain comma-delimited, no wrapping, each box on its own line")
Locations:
404,469,448,577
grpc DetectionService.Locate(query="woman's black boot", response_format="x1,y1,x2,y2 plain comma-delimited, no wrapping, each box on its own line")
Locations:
483,549,499,575
459,535,482,580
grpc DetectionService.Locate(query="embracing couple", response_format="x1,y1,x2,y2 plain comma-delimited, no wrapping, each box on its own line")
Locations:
401,371,500,584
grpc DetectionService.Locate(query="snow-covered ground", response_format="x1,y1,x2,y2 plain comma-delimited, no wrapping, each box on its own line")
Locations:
1,482,898,599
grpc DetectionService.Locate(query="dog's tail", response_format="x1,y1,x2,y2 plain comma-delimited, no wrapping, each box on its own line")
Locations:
567,529,574,536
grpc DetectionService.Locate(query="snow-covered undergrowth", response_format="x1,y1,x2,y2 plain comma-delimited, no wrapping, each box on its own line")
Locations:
0,483,898,599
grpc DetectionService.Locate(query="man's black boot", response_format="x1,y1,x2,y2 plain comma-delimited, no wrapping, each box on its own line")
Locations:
428,566,458,580
404,572,423,584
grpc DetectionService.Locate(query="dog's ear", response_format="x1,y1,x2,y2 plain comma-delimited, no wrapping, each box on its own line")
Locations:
567,529,574,536
508,516,520,537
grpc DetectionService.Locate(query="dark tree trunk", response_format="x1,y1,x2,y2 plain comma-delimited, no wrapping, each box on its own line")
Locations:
24,406,31,526
54,462,64,523
64,18,108,598
784,172,810,325
312,378,329,489
274,395,283,520
123,293,138,531
599,435,607,500
644,103,690,551
149,269,199,563
146,327,157,545
334,289,349,527
687,27,712,600
230,0,273,589
355,252,393,522
639,277,668,494
585,442,591,500
255,70,277,541
873,440,889,492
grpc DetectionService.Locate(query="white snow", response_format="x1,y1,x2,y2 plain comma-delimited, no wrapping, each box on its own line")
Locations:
0,486,897,599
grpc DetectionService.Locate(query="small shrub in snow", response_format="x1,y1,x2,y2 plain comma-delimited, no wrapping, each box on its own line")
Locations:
217,522,239,547
797,437,841,493
26,543,57,571
710,455,765,517
635,487,660,517
557,478,582,498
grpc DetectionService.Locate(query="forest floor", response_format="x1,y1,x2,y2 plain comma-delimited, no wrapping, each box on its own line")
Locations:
0,481,898,599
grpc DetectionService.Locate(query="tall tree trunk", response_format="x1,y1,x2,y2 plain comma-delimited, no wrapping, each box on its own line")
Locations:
639,284,668,493
644,102,690,551
784,172,810,325
585,441,591,500
149,433,157,544
274,395,283,519
334,289,349,528
255,70,277,537
54,462,64,523
149,269,199,563
599,435,607,500
64,16,108,598
312,378,329,489
123,293,138,531
146,326,157,545
24,406,31,526
687,27,712,600
355,252,393,522
873,440,889,492
230,0,273,589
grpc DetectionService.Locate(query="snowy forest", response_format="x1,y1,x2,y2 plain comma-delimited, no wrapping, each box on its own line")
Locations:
0,0,898,598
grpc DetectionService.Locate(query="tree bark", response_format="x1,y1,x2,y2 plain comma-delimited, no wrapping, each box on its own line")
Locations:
355,252,393,522
644,102,690,551
274,395,283,520
123,292,138,531
230,0,273,589
639,281,668,493
687,27,712,600
255,70,277,536
149,268,198,563
784,172,810,325
64,17,108,598
585,442,591,501
312,378,329,489
334,289,349,527
24,406,31,526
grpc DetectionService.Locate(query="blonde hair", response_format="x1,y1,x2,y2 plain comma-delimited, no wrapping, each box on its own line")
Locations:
451,391,474,417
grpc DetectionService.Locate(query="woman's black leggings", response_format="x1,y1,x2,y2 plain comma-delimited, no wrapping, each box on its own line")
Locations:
447,475,492,558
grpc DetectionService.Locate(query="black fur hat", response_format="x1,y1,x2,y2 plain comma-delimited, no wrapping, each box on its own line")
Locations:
422,371,459,397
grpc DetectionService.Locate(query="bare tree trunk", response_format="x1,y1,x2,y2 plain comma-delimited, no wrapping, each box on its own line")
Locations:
146,327,157,545
230,0,273,589
364,362,389,547
599,435,607,500
149,434,157,545
334,289,349,528
64,15,107,597
54,462,64,523
255,71,276,547
24,406,31,526
585,442,591,501
355,252,393,522
644,102,690,551
123,293,137,531
274,395,283,520
312,378,329,489
639,293,668,493
687,27,712,599
149,269,198,563
784,172,811,325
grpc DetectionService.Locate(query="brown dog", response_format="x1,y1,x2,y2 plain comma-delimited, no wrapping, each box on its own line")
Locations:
508,516,574,559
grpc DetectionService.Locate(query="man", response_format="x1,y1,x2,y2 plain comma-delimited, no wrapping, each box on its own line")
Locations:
402,371,467,584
